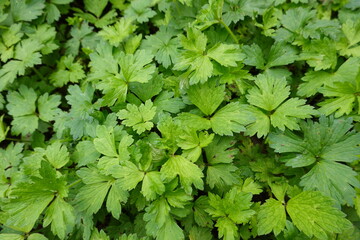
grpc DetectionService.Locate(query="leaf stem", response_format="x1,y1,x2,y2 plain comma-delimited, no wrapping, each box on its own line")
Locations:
219,20,239,44
68,179,82,188
32,67,46,81
5,137,31,142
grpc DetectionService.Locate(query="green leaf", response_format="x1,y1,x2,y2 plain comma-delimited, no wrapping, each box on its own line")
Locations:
257,198,286,236
89,43,155,106
210,102,252,136
6,85,38,133
206,164,238,189
75,167,113,215
242,43,265,69
49,55,85,87
241,178,263,195
84,0,108,17
64,84,99,139
7,85,37,118
286,191,352,239
161,155,204,194
270,98,317,131
45,141,69,169
246,74,289,111
342,19,360,47
165,188,192,208
73,141,101,166
141,171,165,201
37,93,61,122
98,18,137,47
124,0,156,23
43,197,75,240
3,161,66,232
0,115,9,143
10,0,45,22
246,74,315,136
187,79,225,116
245,107,271,138
269,116,360,205
243,42,297,70
106,180,128,219
153,91,186,116
144,198,184,240
129,74,163,102
216,217,238,240
207,188,255,240
207,43,243,67
300,38,338,71
0,234,24,240
141,27,180,68
94,125,117,157
117,100,157,134
111,161,145,190
174,28,242,84
300,160,360,207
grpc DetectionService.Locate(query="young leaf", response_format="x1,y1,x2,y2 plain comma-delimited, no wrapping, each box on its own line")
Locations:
174,28,242,84
117,100,157,134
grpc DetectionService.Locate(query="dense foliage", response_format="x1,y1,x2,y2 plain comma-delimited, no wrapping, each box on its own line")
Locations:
0,0,360,239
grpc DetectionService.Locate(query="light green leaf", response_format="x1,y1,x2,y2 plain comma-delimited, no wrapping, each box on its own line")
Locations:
98,18,136,47
286,191,352,240
43,198,75,240
161,155,204,194
141,171,165,201
11,115,38,136
11,0,45,22
94,125,117,157
45,141,69,169
49,55,85,87
27,234,48,240
207,43,243,67
3,162,65,232
206,164,238,189
117,100,156,134
242,43,265,69
111,161,144,190
257,198,286,236
37,93,61,122
6,85,37,117
216,217,238,240
73,141,101,166
76,167,113,215
106,180,128,219
265,42,297,68
0,234,24,240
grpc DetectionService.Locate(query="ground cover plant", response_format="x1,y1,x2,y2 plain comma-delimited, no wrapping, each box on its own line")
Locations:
0,0,360,239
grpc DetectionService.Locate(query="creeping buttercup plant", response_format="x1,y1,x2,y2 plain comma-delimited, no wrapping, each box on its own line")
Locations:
0,0,360,239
